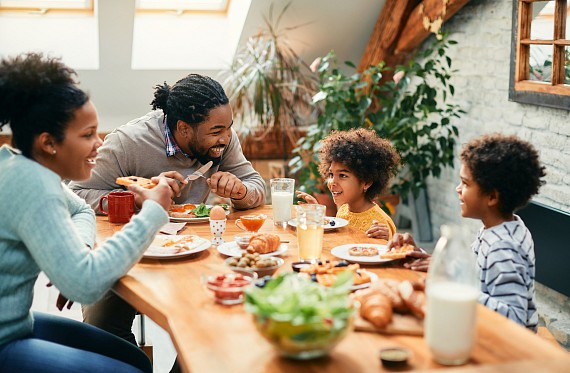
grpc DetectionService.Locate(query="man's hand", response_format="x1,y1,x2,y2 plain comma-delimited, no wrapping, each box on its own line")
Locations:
295,191,318,204
366,220,389,240
133,171,186,208
129,177,174,211
207,172,246,200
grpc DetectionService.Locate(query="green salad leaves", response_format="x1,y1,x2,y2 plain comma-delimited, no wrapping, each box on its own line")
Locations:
192,203,229,218
245,272,354,324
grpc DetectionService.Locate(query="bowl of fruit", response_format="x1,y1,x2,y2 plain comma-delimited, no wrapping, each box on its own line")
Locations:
245,272,355,359
202,272,256,305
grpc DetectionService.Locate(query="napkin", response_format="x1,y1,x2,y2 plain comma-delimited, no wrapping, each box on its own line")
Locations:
159,222,187,235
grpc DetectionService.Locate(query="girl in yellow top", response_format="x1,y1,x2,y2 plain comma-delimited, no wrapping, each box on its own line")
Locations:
297,128,400,240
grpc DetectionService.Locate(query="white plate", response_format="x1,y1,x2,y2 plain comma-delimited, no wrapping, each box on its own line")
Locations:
331,243,396,264
216,241,288,258
143,235,211,259
352,271,378,291
288,216,348,230
168,205,229,223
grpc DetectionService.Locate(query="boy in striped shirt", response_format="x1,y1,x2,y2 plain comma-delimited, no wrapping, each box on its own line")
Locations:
390,134,546,330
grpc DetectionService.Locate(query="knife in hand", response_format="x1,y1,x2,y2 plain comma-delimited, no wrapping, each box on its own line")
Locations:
186,161,213,182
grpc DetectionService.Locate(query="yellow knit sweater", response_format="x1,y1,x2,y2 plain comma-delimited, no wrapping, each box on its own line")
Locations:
336,203,396,239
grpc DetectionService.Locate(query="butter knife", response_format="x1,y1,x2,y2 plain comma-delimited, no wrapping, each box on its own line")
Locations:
186,161,213,181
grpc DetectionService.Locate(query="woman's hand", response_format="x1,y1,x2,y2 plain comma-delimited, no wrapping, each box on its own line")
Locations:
132,171,186,208
295,191,318,204
129,177,173,211
366,220,389,240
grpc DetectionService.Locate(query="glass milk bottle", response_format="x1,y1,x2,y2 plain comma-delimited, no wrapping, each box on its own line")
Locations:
425,225,479,365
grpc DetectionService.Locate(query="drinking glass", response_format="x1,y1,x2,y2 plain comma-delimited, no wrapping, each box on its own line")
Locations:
295,204,326,262
270,178,295,228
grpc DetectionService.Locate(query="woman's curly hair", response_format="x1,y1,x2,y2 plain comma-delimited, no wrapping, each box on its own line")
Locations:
318,128,400,200
0,52,88,157
461,133,546,216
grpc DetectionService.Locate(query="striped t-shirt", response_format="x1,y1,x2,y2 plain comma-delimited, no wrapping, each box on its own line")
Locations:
471,215,538,331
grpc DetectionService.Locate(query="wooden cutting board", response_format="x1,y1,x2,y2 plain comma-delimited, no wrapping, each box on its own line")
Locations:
354,313,424,336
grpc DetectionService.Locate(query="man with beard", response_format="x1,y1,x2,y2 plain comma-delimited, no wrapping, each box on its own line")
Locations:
68,74,265,371
70,73,265,213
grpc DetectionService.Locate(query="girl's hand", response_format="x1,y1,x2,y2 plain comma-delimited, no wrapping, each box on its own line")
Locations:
296,191,318,204
366,220,389,240
128,177,173,211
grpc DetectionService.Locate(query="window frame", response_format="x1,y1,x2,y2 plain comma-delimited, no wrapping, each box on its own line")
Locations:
509,0,570,109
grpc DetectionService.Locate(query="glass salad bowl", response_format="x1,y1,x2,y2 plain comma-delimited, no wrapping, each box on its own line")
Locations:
245,272,355,359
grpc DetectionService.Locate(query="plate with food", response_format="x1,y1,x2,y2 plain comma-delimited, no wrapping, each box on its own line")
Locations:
288,216,348,230
297,260,378,291
331,243,414,264
217,241,288,258
143,235,211,259
169,203,229,223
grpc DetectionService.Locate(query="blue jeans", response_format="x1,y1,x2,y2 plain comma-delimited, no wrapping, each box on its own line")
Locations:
0,312,152,373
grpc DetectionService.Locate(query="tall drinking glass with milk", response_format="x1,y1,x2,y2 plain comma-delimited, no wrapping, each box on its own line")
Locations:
425,225,479,366
270,178,295,228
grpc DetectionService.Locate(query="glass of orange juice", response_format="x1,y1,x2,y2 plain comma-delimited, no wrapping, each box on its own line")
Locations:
235,214,267,233
295,205,326,262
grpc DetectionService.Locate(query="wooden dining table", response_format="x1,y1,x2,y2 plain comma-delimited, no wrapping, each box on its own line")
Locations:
95,206,570,373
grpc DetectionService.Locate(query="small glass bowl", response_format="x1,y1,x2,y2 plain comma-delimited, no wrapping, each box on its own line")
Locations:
202,272,256,305
234,233,253,250
379,347,411,368
225,256,285,278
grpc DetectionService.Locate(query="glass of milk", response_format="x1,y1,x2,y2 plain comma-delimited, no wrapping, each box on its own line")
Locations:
425,225,479,365
270,178,295,228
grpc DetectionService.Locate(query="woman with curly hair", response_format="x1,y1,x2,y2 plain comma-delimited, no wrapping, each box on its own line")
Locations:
0,53,173,372
297,128,400,240
389,133,546,330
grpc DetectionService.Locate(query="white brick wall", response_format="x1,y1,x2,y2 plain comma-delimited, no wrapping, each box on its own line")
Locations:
423,0,570,239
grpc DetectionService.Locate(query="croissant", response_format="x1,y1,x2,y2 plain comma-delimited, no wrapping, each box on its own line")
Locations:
246,233,280,254
355,288,393,329
373,279,407,313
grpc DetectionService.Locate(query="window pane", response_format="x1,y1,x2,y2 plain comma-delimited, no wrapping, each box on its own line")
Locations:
564,47,570,84
530,44,553,83
531,1,555,40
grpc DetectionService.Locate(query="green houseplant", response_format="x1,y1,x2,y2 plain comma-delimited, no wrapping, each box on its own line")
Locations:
220,2,318,150
289,33,464,206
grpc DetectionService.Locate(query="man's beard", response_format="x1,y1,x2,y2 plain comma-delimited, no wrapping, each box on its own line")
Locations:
187,142,223,166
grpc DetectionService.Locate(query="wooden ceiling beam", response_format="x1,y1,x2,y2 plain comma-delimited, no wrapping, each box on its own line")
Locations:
395,0,472,55
358,0,419,72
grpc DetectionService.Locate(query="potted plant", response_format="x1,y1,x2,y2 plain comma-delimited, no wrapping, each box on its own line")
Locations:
289,33,464,213
220,2,318,159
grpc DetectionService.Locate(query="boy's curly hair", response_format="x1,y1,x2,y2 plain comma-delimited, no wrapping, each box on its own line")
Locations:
318,128,400,200
461,133,546,216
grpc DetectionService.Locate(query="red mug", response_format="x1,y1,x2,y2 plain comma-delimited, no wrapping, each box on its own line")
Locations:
99,192,135,223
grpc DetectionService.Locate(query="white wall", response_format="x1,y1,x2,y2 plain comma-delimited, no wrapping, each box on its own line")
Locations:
423,0,570,239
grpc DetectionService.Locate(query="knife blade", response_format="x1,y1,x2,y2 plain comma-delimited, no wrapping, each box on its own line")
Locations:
186,161,213,181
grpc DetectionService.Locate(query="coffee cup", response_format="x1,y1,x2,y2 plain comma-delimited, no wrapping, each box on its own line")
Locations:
99,191,135,223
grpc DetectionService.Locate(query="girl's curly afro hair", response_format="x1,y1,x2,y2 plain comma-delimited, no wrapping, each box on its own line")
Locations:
318,128,400,200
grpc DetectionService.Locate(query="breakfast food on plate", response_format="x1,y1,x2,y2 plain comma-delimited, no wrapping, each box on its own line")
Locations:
116,176,157,189
246,233,281,254
349,246,379,256
354,288,393,328
353,277,427,329
209,205,227,220
169,203,197,219
380,244,415,259
299,260,372,287
398,279,427,318
147,235,205,255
